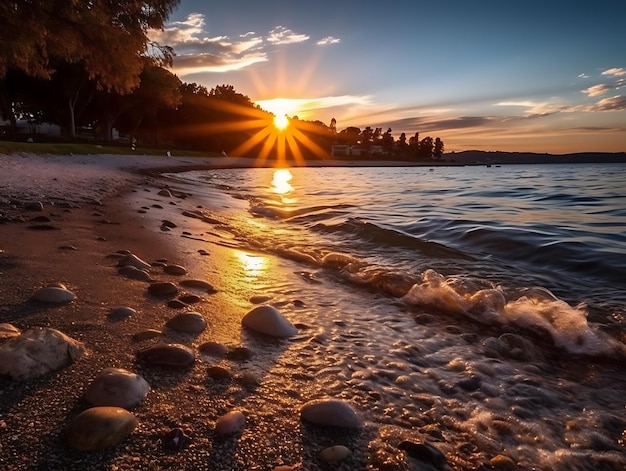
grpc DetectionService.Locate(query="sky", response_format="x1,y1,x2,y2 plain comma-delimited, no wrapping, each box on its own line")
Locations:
149,0,626,154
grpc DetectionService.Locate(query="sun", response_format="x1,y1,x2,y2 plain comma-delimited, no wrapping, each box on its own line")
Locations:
273,114,289,130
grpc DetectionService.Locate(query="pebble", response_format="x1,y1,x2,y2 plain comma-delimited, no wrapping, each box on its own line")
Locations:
117,253,151,271
157,189,173,197
207,365,232,380
397,441,447,471
179,294,202,304
165,311,207,334
300,398,362,429
198,341,228,358
215,410,246,435
489,454,518,470
65,406,138,451
108,306,136,322
118,265,153,281
136,343,195,367
32,286,76,303
242,305,298,338
84,367,150,408
179,279,217,293
164,264,188,276
0,327,85,380
132,329,162,342
148,281,179,297
167,299,188,309
319,445,351,463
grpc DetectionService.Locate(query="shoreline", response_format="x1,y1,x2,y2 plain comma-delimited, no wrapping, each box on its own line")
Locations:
0,153,390,470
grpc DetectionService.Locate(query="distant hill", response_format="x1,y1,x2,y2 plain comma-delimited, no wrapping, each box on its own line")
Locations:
444,151,626,165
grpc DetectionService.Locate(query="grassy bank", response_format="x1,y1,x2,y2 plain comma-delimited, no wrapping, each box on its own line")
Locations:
0,140,220,158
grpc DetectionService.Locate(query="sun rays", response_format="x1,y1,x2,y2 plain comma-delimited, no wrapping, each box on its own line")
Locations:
200,99,331,167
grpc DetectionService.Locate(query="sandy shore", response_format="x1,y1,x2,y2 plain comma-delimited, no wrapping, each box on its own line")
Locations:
0,153,415,471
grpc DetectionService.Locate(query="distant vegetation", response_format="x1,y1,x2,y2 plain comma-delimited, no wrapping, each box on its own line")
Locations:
0,1,443,162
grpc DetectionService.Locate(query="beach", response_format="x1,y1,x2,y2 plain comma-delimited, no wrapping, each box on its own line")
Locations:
0,153,426,471
1,153,625,471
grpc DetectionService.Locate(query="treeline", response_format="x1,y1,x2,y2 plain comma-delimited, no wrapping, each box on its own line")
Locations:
0,1,443,160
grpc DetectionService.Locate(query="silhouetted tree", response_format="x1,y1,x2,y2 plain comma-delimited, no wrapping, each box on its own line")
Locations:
434,137,444,158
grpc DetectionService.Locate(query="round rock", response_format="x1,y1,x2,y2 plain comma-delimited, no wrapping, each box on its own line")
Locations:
300,398,362,429
33,286,76,304
198,341,228,358
215,410,246,435
0,327,85,381
319,445,351,463
108,306,136,322
84,367,150,409
164,264,188,276
118,253,151,271
136,343,194,368
118,265,152,282
179,279,217,293
165,311,207,334
242,305,297,338
65,406,138,451
148,282,179,297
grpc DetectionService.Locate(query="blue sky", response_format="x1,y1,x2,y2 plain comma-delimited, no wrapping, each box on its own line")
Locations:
149,0,626,153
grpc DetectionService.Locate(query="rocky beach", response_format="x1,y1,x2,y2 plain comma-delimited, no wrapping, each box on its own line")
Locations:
1,153,625,471
0,153,438,471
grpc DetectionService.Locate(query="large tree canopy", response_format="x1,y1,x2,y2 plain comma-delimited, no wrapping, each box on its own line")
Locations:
0,0,180,93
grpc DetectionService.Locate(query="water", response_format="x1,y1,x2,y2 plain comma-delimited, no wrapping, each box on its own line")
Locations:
165,163,626,470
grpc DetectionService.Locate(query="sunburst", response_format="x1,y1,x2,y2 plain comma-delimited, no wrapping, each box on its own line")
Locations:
200,98,331,167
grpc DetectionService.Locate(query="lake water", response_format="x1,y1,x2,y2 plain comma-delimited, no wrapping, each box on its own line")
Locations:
165,163,626,470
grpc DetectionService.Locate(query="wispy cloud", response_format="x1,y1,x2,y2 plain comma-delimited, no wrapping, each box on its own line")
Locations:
583,84,611,97
149,14,313,75
317,36,340,46
267,26,309,45
602,67,626,77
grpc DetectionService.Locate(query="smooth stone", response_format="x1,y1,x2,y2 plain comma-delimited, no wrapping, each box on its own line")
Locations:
84,367,150,409
167,299,188,309
179,294,202,304
108,306,136,322
489,454,518,470
65,406,138,451
148,282,179,297
319,445,351,463
25,201,44,211
132,329,162,342
198,341,228,358
0,323,21,341
242,305,297,338
0,327,85,380
250,295,272,304
164,264,187,276
117,253,151,271
300,398,362,429
157,189,173,197
179,279,217,293
207,365,232,380
32,286,76,303
165,312,207,334
136,343,194,368
161,219,177,228
215,410,246,435
397,441,447,471
118,265,152,281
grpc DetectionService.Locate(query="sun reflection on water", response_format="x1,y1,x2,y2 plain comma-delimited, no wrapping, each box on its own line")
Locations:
271,169,297,204
235,250,269,279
